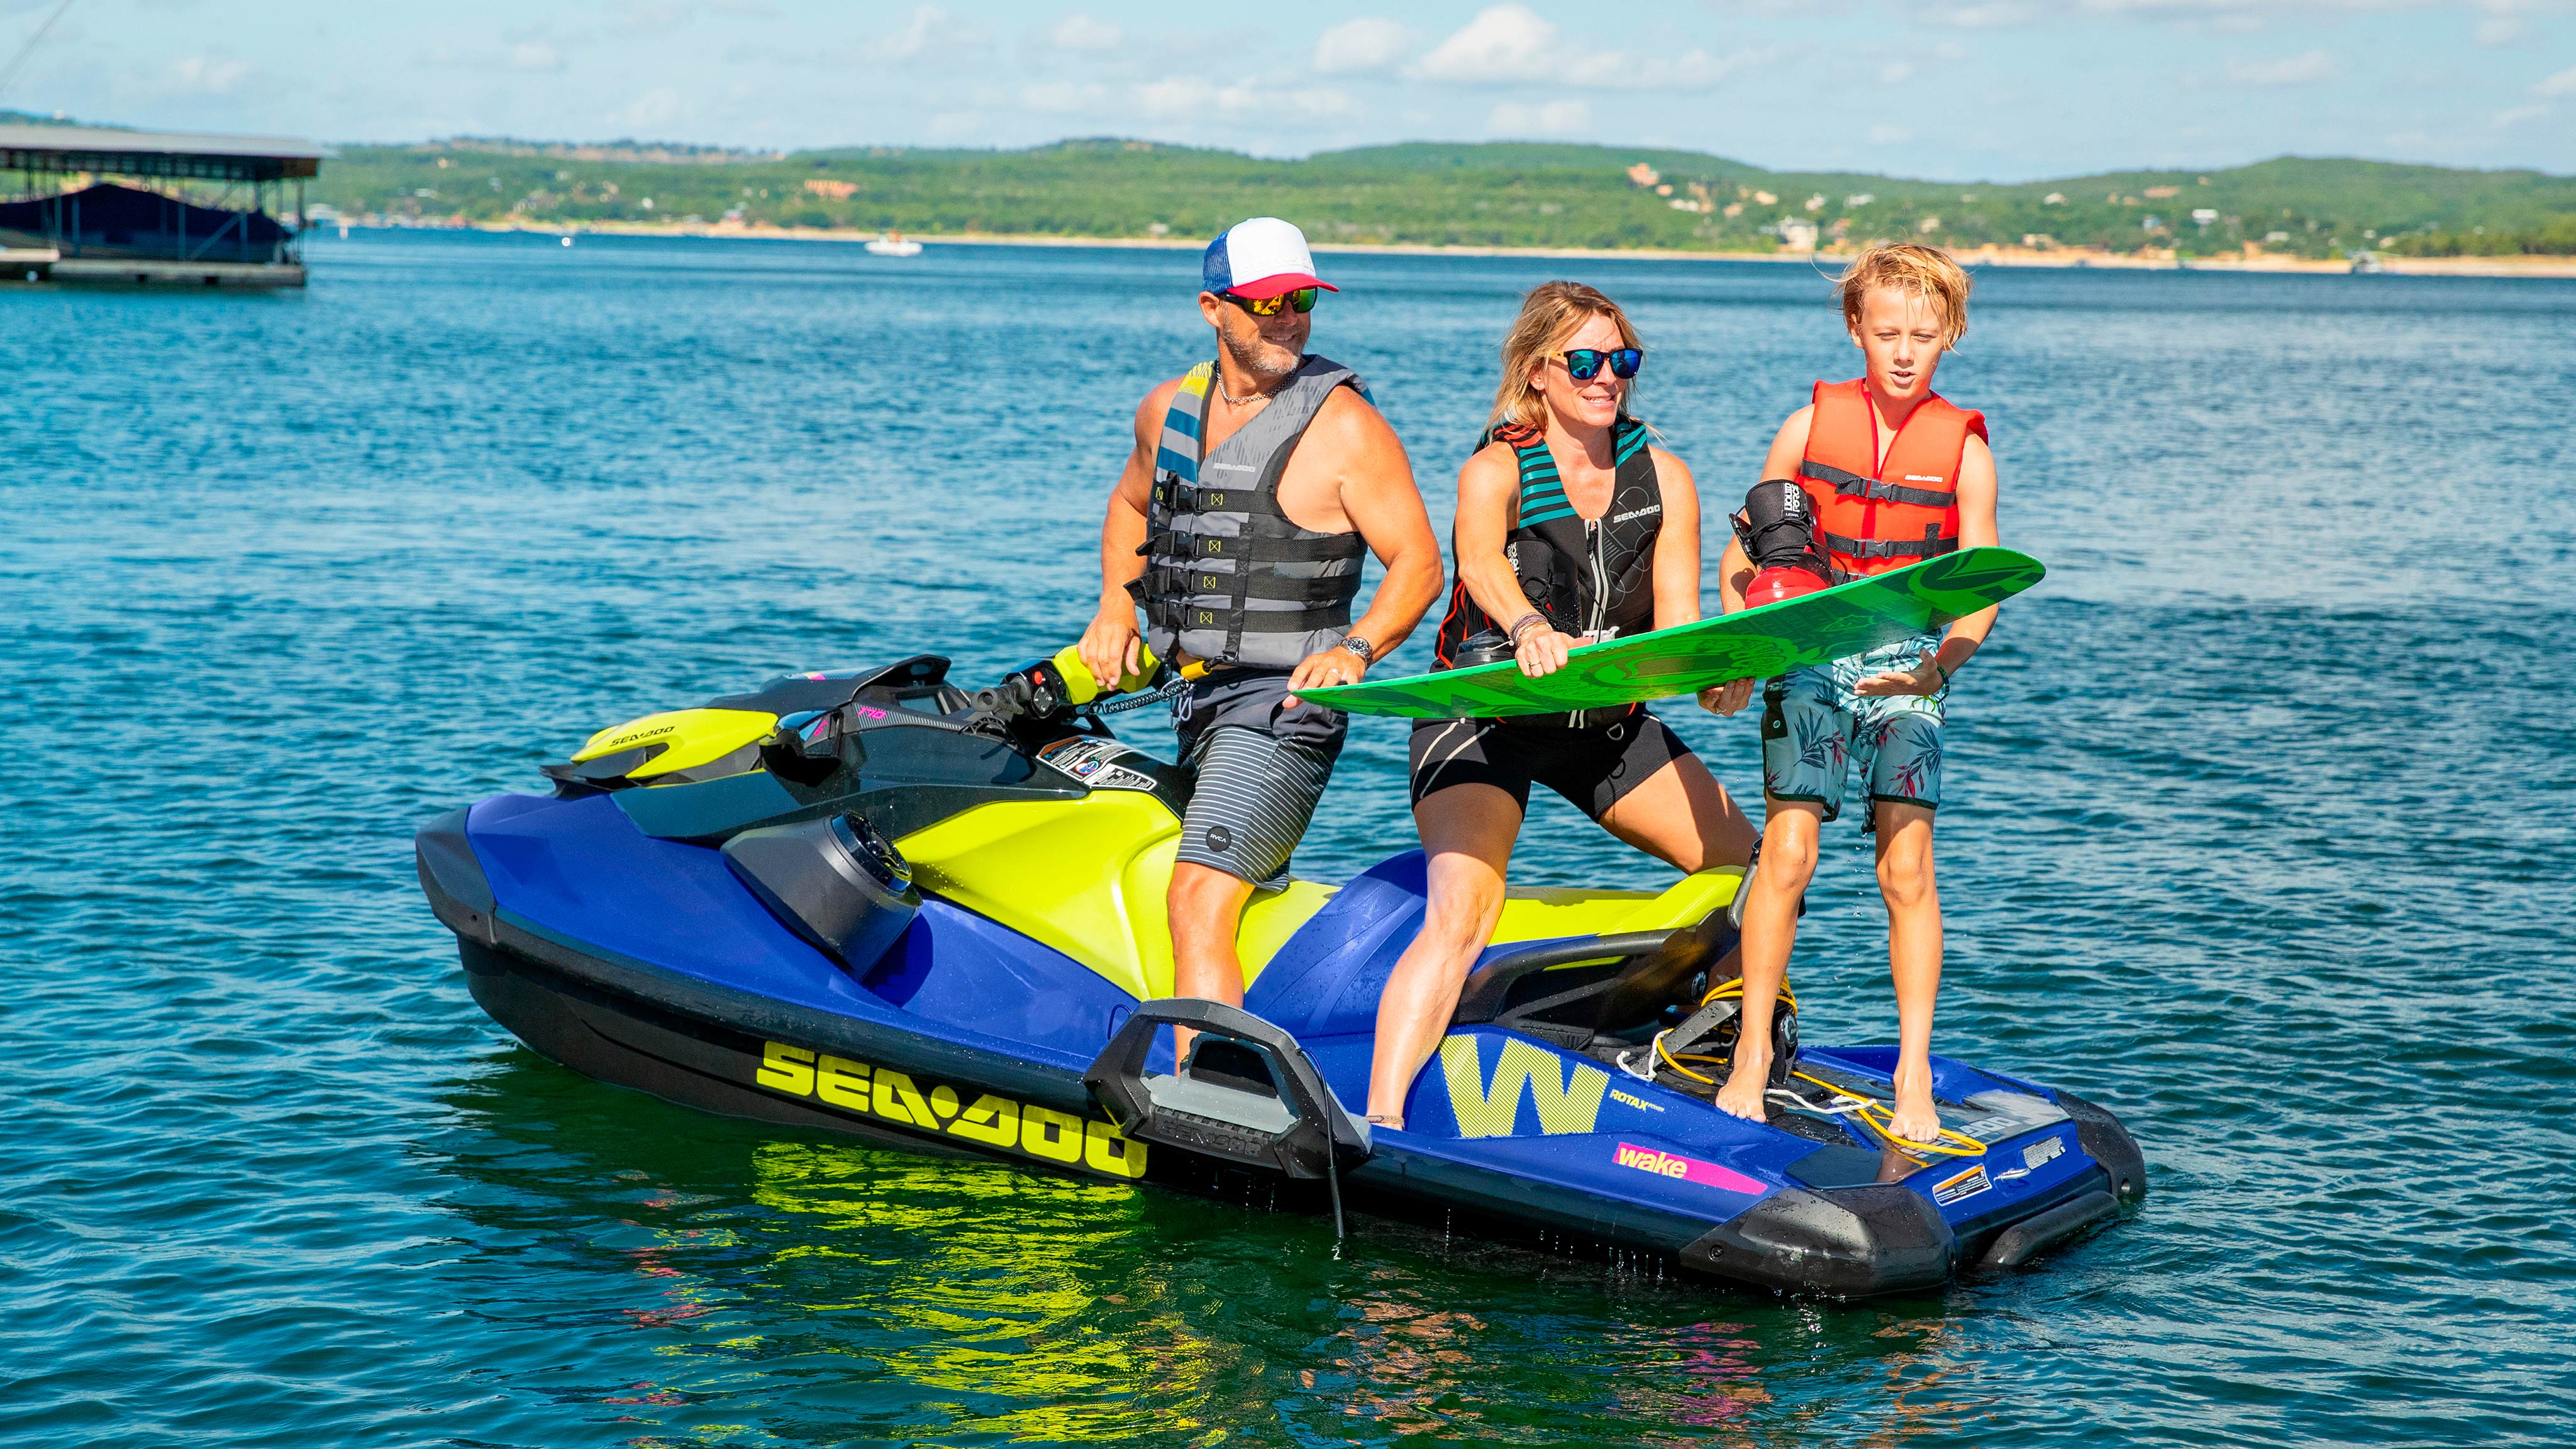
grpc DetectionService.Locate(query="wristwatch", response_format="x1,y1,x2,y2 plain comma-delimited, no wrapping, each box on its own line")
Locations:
1336,634,1376,665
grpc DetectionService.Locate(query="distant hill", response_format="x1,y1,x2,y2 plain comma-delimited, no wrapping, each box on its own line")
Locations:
316,137,2576,258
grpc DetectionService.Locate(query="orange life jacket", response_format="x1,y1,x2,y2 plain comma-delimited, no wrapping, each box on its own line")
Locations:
1796,378,1986,581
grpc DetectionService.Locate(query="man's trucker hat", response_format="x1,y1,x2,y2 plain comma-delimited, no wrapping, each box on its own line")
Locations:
1202,217,1337,300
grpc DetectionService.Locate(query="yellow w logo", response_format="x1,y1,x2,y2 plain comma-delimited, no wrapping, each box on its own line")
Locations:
1438,1036,1609,1138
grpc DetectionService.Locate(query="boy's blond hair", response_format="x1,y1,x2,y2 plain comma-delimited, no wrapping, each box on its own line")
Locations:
1836,243,1972,348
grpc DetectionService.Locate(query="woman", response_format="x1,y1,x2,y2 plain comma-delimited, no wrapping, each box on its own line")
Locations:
1363,281,1760,1130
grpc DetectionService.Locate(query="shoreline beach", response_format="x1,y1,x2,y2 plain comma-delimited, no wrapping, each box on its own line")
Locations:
338,216,2576,279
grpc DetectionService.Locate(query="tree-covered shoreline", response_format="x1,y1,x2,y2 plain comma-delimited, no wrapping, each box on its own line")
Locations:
270,135,2576,262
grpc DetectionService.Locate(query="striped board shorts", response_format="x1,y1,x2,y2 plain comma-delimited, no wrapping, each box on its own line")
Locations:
1172,669,1348,887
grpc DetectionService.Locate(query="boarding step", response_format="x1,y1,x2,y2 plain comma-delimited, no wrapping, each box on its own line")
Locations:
1083,999,1370,1180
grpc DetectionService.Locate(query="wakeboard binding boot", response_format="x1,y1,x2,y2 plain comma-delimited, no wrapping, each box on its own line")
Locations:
1735,479,1834,608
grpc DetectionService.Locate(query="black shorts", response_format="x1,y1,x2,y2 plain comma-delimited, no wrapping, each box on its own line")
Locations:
1407,709,1694,822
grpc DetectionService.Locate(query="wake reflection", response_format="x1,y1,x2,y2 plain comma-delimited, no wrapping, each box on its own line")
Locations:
431,1055,1989,1446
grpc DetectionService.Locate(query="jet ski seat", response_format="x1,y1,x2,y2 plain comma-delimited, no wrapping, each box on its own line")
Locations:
1450,908,1740,1049
1243,853,1746,1043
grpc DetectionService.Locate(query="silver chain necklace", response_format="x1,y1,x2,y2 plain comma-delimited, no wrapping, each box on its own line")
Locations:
1217,372,1284,408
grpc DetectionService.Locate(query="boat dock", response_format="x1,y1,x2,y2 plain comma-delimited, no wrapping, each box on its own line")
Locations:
0,124,332,287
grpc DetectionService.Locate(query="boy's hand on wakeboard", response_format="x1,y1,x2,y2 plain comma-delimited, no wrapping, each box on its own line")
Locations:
1854,658,1945,697
1699,679,1757,716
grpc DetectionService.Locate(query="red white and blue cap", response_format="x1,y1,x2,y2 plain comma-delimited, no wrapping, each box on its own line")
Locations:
1202,216,1336,300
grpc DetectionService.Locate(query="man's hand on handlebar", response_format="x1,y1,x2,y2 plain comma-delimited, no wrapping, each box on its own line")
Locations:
1079,601,1143,693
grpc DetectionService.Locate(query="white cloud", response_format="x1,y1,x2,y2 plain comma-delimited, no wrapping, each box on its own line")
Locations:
1414,4,1555,82
1880,60,1914,83
1601,48,1767,88
1314,17,1409,74
2538,63,2576,96
1487,98,1591,136
614,86,692,130
508,42,562,72
1133,78,1358,119
1131,77,1205,116
2225,48,2334,85
927,110,983,140
2490,102,2548,126
1410,4,1757,91
1869,123,1914,143
2474,16,2523,43
875,6,984,61
167,55,251,94
1022,80,1111,113
1049,14,1120,52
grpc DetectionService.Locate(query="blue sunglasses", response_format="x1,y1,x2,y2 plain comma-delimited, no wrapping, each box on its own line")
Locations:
1551,347,1644,381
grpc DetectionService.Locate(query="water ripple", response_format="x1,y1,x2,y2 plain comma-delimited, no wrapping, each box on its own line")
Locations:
3,233,2572,1446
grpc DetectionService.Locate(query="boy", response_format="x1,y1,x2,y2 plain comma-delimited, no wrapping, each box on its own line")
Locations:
1709,243,2002,1145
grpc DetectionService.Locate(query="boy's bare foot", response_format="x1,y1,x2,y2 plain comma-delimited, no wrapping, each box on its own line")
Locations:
1888,1061,1941,1144
1713,1050,1771,1122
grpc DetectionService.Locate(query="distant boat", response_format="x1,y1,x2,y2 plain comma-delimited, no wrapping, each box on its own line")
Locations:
2348,249,2385,275
865,231,924,257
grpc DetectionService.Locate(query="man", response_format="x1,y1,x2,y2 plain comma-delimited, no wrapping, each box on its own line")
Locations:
1707,243,2003,1146
1079,217,1443,1044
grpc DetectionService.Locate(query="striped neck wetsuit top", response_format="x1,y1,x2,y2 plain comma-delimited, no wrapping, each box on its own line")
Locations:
1130,356,1372,671
1431,416,1664,727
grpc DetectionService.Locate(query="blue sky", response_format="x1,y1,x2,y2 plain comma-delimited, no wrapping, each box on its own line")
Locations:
4,1,2570,180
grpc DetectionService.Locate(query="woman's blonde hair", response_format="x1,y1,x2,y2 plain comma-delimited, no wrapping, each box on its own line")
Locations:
1487,280,1644,435
1836,243,1972,348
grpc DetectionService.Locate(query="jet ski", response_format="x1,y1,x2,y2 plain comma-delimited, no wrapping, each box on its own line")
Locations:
415,649,2145,1298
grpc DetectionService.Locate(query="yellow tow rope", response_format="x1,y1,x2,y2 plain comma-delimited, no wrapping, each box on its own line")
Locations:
1650,977,1989,1158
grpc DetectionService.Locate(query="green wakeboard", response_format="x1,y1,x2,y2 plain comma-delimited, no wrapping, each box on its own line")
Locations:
1306,546,2044,720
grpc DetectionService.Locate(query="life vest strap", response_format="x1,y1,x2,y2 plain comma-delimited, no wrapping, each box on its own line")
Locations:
1799,458,1957,510
1149,477,1297,519
1142,597,1353,634
1133,565,1355,604
1140,531,1360,564
1821,530,1959,562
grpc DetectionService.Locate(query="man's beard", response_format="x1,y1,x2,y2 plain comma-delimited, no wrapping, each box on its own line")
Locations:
1221,326,1301,382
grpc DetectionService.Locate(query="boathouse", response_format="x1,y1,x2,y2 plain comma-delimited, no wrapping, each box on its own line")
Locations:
0,123,330,287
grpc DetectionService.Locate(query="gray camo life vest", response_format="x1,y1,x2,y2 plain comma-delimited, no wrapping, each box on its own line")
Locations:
1130,355,1370,670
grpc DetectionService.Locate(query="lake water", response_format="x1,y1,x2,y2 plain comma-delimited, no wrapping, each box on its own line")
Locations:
6,231,2573,1447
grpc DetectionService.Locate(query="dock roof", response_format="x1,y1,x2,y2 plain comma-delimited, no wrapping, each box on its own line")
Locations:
0,123,333,182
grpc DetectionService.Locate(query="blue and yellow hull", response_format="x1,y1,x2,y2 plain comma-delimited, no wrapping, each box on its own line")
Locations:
419,785,2143,1298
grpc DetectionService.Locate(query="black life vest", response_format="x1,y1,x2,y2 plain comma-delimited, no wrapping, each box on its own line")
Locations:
1434,417,1663,662
1431,418,1664,727
1130,356,1371,670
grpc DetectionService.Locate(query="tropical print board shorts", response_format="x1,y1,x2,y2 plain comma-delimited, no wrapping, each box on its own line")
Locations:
1761,632,1945,826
